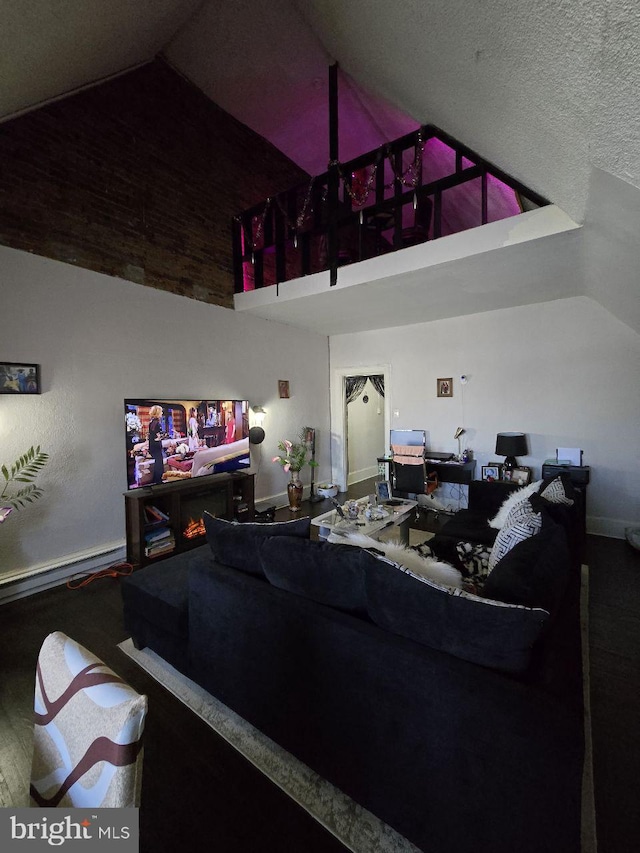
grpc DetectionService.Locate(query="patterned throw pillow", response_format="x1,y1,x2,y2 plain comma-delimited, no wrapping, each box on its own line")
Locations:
455,542,492,592
488,499,543,571
539,473,575,506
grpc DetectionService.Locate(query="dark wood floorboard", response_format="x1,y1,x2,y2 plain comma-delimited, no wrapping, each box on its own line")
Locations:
1,479,639,853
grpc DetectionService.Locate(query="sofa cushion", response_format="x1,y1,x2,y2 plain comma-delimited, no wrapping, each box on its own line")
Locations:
488,499,543,571
260,536,366,613
364,552,549,673
203,512,310,576
483,520,571,612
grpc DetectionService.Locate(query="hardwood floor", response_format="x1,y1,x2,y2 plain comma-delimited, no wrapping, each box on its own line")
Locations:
1,481,638,852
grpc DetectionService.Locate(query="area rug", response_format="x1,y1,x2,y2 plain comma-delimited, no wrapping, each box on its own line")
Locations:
580,564,597,853
119,564,596,853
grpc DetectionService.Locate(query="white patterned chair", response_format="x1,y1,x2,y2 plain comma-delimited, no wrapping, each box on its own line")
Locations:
30,631,147,808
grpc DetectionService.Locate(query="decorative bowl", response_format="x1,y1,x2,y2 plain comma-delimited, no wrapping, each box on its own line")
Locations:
317,483,339,499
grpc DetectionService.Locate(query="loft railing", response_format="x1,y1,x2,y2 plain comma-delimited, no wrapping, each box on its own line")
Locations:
232,125,549,294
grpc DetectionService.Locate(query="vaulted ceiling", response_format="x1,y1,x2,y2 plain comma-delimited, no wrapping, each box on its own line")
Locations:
2,0,640,333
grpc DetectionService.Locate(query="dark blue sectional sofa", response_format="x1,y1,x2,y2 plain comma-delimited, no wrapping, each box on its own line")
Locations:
121,479,585,853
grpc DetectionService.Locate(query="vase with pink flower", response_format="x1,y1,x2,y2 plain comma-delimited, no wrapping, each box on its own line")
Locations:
272,432,318,512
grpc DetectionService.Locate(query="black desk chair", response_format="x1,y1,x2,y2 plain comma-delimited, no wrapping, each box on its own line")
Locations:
392,459,438,496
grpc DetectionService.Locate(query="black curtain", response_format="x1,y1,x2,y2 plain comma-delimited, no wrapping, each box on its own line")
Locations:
345,376,368,404
345,375,385,403
369,375,385,398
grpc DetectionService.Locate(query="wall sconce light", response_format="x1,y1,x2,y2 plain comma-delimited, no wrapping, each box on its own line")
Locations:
252,405,266,424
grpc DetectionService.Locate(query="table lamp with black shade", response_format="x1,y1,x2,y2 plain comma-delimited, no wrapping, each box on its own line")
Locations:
495,432,528,474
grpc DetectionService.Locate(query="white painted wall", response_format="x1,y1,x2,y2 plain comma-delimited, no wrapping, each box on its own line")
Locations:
330,296,640,538
0,246,331,582
346,376,385,484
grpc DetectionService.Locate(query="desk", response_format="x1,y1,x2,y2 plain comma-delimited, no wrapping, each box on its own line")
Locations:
378,457,476,485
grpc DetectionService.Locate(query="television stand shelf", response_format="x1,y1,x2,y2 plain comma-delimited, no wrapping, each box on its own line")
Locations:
124,472,255,568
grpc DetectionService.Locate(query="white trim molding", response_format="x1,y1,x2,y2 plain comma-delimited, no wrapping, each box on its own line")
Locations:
0,541,126,604
330,364,391,493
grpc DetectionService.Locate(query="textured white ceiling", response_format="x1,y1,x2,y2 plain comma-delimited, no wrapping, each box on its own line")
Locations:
0,0,201,118
1,0,639,332
3,0,640,219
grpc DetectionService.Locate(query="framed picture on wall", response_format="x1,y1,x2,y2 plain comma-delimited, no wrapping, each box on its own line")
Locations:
0,362,41,394
437,377,453,397
278,380,290,399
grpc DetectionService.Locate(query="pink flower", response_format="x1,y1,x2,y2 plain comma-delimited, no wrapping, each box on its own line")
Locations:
271,456,280,463
283,463,291,472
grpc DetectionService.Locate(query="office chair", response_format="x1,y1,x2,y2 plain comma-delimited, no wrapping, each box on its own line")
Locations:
391,444,439,522
30,631,147,808
392,459,439,496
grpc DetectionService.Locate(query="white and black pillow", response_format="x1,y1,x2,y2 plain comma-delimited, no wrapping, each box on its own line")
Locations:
539,473,576,506
455,542,492,589
488,499,542,571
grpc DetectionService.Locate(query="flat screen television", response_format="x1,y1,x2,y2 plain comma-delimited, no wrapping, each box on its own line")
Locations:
124,398,250,490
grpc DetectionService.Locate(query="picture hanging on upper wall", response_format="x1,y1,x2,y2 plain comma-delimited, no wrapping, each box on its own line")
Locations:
0,362,41,394
437,377,453,397
278,380,290,399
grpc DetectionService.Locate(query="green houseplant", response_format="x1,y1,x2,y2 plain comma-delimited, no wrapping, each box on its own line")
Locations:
1,445,49,522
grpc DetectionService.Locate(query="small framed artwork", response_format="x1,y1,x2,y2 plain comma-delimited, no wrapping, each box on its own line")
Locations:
481,464,502,482
278,380,290,399
437,377,453,398
375,480,392,502
0,362,41,394
510,467,532,486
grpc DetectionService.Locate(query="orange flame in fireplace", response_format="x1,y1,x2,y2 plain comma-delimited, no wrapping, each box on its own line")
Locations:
184,516,206,539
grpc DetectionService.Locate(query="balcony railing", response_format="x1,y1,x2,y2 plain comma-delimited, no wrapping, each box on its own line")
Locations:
233,125,549,293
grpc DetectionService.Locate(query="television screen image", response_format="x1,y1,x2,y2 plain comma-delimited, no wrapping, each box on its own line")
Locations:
124,399,250,490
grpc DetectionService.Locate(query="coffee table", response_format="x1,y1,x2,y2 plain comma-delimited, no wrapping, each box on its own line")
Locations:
311,497,417,544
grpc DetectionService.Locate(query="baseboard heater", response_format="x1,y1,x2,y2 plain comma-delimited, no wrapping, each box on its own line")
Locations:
0,542,126,604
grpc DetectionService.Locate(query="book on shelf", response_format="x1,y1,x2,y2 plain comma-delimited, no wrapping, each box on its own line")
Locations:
145,541,175,557
145,530,175,555
144,526,172,544
145,504,169,523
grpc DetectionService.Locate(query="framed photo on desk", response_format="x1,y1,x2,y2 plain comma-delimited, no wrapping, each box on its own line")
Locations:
482,464,502,481
510,467,531,486
375,480,391,502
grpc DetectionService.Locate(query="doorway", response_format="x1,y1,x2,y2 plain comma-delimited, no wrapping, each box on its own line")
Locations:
330,365,391,492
